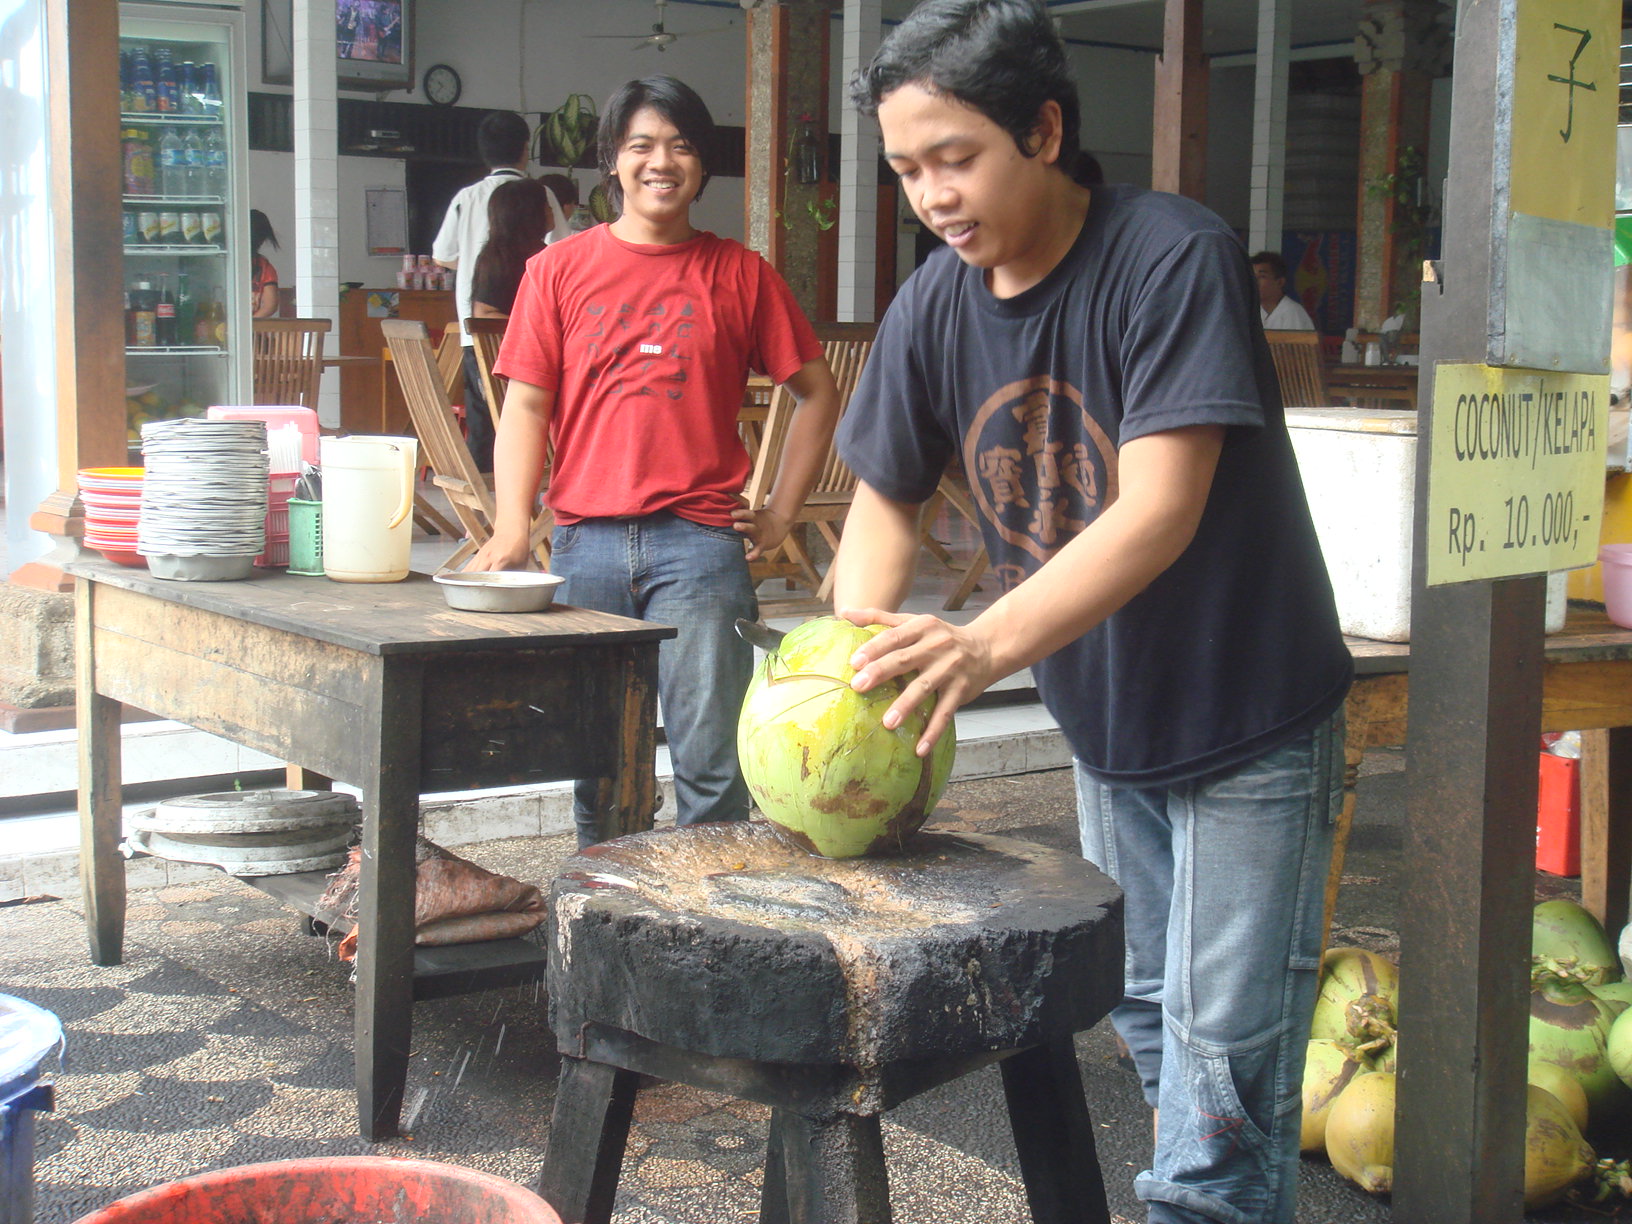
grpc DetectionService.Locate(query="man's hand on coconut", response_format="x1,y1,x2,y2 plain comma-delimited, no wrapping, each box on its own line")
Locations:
839,608,995,755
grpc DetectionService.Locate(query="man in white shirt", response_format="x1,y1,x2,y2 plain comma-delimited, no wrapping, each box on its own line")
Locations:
432,111,561,470
1251,251,1316,331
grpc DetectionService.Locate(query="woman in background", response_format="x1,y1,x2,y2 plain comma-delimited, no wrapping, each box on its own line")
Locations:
250,209,280,318
470,177,555,318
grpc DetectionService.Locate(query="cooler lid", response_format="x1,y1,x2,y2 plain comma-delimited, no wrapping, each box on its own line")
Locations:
1285,408,1418,436
0,993,63,1105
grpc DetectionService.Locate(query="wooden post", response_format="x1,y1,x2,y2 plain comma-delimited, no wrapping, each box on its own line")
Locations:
17,0,126,594
1352,0,1449,332
744,0,831,318
1150,0,1207,201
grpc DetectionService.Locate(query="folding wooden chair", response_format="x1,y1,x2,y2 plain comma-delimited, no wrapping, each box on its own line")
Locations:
745,323,875,600
380,318,550,570
1264,329,1331,407
462,317,509,435
252,317,329,408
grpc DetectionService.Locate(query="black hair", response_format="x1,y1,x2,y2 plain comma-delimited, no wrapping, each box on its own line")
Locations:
477,110,531,168
596,75,716,211
537,172,580,208
849,0,1091,185
1250,250,1288,281
249,209,278,258
471,178,553,313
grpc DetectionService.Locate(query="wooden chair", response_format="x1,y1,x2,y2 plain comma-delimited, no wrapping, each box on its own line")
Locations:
919,462,991,611
746,323,875,601
1264,329,1331,408
462,317,509,434
252,318,330,408
380,318,549,570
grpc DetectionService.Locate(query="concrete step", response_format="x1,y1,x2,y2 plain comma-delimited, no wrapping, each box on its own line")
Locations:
0,698,1067,904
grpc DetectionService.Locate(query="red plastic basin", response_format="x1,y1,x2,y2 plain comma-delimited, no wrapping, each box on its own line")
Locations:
70,1156,562,1224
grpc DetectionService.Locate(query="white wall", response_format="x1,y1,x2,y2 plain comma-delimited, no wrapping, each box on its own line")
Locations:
244,2,1181,284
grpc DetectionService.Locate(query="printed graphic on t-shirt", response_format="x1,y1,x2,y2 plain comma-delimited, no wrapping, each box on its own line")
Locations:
963,375,1118,588
579,299,696,403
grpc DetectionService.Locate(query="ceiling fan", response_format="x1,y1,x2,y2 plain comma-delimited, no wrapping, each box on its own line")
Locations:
587,0,735,52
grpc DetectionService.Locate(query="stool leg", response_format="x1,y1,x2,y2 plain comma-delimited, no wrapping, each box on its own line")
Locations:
1001,1037,1111,1224
760,1108,791,1224
773,1110,892,1224
539,1056,639,1224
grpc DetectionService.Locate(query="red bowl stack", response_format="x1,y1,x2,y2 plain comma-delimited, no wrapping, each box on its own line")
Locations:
77,467,147,568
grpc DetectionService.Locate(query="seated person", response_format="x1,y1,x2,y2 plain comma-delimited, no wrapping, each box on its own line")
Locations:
1251,250,1315,330
470,177,555,318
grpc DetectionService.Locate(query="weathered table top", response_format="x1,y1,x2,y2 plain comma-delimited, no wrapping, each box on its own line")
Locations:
550,822,1124,1070
64,561,672,655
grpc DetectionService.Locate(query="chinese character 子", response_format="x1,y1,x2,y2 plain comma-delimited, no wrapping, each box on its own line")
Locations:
1546,23,1597,144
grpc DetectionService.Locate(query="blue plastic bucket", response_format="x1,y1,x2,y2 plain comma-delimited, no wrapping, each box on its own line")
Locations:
0,993,63,1224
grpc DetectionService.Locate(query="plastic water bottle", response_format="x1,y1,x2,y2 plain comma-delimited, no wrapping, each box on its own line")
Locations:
202,127,226,198
182,127,205,197
156,126,186,197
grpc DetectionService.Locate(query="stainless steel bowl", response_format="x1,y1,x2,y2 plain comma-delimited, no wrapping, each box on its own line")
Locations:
433,570,563,613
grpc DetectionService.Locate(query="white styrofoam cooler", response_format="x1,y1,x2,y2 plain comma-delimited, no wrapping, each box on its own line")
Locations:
1286,408,1566,642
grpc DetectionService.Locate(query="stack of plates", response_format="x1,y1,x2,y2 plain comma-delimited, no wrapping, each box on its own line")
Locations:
77,467,146,568
138,419,270,582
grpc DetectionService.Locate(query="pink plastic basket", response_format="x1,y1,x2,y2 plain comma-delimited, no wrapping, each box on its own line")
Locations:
1599,544,1632,629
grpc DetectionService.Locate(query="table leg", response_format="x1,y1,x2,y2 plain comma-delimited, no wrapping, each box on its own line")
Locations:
778,1111,892,1224
285,765,333,791
353,661,423,1140
586,644,662,843
1001,1037,1112,1224
1579,726,1632,936
75,580,125,967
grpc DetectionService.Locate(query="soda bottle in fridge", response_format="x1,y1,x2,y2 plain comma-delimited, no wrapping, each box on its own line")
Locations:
154,274,176,346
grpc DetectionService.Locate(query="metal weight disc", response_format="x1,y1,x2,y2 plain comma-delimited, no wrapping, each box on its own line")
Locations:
133,789,359,834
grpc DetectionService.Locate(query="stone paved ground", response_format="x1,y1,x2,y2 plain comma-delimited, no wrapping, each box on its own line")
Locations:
5,759,1627,1222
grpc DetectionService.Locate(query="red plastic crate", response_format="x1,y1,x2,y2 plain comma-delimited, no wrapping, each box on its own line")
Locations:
1536,751,1580,877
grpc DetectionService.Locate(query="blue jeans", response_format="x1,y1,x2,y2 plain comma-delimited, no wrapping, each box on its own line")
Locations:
550,512,757,846
1075,710,1343,1224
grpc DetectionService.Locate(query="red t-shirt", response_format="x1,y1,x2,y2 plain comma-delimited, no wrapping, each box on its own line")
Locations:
494,226,820,526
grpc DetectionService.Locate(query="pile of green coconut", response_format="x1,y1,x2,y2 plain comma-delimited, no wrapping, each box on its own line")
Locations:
1302,899,1632,1210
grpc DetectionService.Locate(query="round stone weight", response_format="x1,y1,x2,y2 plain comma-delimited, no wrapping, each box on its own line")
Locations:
548,821,1123,1073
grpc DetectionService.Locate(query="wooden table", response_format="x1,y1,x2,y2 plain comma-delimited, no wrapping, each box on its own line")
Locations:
68,560,673,1139
1326,362,1421,409
1334,608,1632,936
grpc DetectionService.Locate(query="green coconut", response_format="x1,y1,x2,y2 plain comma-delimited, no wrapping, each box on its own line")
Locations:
1528,1057,1591,1134
1301,1038,1367,1154
1589,978,1632,1018
1311,947,1399,1047
1325,1070,1396,1195
1523,1084,1597,1210
737,617,956,859
1533,898,1622,987
1610,1007,1632,1092
1529,976,1623,1124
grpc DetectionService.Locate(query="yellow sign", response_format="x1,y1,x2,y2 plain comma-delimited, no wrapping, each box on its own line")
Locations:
1509,0,1617,229
1426,364,1607,586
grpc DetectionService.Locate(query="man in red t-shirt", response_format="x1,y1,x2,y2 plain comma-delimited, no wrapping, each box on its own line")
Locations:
472,75,839,846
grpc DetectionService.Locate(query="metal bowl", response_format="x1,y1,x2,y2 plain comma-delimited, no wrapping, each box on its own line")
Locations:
433,570,563,613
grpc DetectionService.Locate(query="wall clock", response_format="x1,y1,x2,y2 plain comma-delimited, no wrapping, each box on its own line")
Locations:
423,63,461,107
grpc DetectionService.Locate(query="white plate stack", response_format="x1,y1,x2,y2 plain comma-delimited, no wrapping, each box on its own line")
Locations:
138,419,270,581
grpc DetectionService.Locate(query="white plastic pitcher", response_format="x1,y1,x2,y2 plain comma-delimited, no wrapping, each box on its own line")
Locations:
319,435,417,583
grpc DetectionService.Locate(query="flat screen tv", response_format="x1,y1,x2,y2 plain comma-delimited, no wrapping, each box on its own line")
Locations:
261,0,415,93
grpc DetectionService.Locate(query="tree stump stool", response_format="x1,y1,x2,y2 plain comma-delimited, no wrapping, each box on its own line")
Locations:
539,822,1125,1224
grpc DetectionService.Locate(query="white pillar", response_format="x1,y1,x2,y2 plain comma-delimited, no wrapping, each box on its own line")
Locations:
837,0,881,323
0,0,58,574
293,0,340,426
1247,0,1291,254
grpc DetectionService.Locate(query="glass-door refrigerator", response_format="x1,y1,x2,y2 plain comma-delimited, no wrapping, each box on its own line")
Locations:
119,0,249,441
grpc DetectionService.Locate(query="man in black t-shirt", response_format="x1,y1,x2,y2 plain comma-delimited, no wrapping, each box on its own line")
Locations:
832,3,1352,1222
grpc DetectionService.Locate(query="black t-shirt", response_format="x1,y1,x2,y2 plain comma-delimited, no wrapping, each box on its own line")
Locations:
470,249,525,317
838,184,1352,785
